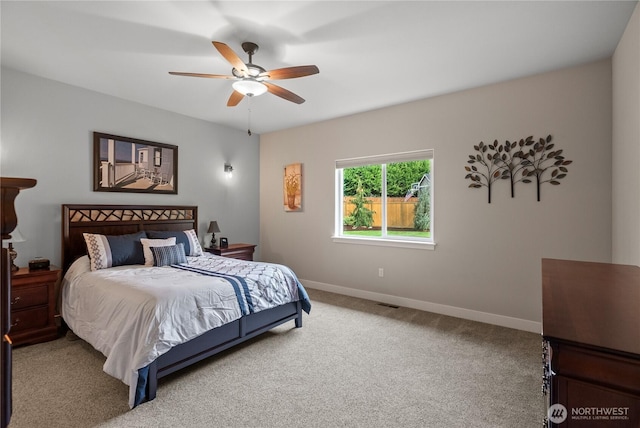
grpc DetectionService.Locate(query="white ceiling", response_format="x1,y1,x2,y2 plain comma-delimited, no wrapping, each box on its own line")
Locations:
1,1,637,134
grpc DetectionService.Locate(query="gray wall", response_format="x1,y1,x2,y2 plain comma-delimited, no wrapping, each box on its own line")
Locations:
260,59,613,332
1,67,260,267
612,3,640,266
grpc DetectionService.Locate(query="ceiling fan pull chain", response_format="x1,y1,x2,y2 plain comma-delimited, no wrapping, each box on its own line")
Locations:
247,96,252,136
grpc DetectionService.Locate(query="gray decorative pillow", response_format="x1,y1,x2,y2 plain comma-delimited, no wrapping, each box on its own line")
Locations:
151,243,187,267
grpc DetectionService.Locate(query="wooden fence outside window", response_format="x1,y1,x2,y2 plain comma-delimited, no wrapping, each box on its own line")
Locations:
343,197,419,229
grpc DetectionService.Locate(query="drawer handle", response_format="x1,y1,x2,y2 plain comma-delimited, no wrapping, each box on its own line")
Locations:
11,318,20,328
10,296,21,305
2,335,11,345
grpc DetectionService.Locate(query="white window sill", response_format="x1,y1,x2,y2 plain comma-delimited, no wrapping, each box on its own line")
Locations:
331,236,436,250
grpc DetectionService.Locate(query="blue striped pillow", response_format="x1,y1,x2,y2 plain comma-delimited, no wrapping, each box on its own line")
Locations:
151,243,187,267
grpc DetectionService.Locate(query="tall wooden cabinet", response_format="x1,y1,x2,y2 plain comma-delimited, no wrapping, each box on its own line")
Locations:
542,258,640,427
1,177,37,428
1,250,11,428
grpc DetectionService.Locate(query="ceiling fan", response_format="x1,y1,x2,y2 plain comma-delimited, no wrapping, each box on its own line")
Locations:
169,41,319,107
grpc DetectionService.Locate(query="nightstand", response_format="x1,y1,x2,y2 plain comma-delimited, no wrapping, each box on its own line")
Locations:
205,243,256,261
10,266,60,346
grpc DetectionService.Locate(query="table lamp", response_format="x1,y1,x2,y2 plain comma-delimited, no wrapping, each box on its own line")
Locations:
207,221,221,247
4,227,25,272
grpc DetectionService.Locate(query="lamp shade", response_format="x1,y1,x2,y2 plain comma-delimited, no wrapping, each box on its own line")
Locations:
207,221,221,234
232,79,267,97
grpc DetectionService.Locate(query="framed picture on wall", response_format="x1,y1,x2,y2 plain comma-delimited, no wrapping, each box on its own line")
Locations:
93,132,178,194
284,163,302,212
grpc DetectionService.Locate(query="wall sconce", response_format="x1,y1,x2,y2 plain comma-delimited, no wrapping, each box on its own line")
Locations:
224,163,233,178
207,221,221,247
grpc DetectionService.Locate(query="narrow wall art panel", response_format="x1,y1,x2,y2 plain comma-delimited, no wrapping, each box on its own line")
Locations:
284,163,302,212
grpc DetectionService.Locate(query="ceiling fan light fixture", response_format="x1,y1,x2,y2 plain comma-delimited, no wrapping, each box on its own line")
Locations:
247,64,265,77
232,64,265,79
232,79,267,97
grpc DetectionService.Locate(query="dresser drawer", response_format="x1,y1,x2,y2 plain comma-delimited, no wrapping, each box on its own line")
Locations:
10,283,49,310
10,306,50,333
554,376,640,427
553,342,640,395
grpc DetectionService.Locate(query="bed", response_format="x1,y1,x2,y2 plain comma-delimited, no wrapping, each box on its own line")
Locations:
60,204,310,408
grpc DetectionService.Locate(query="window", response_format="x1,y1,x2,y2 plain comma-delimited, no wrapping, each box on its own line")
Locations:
334,150,434,249
154,148,162,167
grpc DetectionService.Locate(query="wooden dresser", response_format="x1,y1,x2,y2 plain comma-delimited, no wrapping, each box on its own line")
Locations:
542,258,640,427
205,243,256,261
10,267,60,346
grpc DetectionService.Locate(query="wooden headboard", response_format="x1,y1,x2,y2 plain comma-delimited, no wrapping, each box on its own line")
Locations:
61,204,198,272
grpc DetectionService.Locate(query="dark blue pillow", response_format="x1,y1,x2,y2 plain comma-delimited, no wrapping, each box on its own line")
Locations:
147,229,203,256
83,231,147,271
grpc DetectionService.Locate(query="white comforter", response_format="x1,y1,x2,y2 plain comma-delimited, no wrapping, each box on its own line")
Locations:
61,254,301,408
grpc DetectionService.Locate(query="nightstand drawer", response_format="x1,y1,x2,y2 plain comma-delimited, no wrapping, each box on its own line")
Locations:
10,284,49,310
205,243,256,261
222,251,253,261
11,307,49,333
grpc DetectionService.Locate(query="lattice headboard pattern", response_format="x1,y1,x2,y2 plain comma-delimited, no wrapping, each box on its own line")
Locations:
62,204,198,271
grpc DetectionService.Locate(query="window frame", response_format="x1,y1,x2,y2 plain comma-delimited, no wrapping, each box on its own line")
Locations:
333,149,435,250
154,148,162,167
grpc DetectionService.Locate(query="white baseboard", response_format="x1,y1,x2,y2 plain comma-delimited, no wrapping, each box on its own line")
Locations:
301,279,542,334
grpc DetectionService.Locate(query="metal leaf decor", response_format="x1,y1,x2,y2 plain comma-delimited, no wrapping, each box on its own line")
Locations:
464,141,503,203
464,135,571,203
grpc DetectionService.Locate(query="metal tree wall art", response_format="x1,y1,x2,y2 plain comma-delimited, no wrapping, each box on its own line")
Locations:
464,135,572,203
520,135,572,201
491,138,532,198
464,141,505,203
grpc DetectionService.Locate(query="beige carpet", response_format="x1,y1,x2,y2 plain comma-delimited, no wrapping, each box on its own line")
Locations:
10,289,542,427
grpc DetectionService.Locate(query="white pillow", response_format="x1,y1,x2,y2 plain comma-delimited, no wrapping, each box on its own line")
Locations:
140,237,176,266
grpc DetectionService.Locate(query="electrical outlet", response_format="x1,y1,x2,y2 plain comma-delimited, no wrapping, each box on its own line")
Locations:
378,268,384,277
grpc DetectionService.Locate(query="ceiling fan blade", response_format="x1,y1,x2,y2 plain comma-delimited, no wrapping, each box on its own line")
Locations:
227,90,244,107
264,82,305,104
261,65,319,80
168,72,235,79
212,41,248,77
